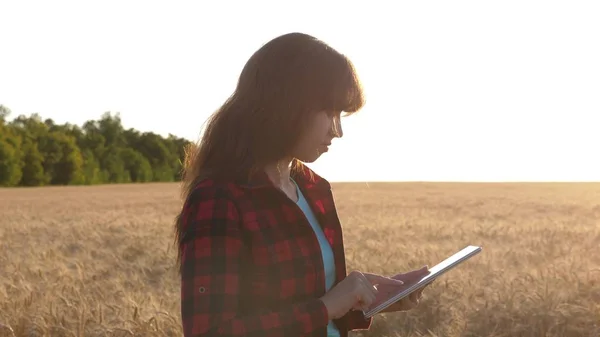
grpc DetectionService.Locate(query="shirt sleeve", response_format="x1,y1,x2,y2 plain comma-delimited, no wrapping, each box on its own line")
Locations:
179,183,330,337
343,309,373,331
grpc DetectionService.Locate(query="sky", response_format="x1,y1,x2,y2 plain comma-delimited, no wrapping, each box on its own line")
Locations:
1,0,599,182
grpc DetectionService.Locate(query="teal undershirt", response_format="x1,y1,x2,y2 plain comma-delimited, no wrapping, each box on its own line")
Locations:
291,178,340,337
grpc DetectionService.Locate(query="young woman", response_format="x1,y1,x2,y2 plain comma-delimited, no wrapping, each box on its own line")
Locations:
174,32,430,337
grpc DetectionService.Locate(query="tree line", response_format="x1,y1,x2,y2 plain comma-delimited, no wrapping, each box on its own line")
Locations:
0,105,193,187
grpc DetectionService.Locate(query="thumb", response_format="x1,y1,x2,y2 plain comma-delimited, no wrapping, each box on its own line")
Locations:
404,265,430,278
416,265,430,275
364,273,404,286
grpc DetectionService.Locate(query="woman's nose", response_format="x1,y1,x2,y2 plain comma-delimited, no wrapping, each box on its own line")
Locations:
332,117,343,138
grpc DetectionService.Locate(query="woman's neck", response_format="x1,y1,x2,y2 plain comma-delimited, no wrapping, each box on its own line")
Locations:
264,158,298,201
264,158,293,187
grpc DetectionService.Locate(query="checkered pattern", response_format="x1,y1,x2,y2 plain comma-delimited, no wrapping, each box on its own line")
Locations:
179,164,372,336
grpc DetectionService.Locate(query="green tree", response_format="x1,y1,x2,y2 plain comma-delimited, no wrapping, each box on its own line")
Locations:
36,132,84,185
120,148,153,182
20,139,47,186
0,106,192,187
133,132,175,181
80,149,103,184
0,106,23,186
0,138,22,186
100,145,130,183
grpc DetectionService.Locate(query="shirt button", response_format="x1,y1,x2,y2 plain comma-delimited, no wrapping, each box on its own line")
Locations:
199,287,206,293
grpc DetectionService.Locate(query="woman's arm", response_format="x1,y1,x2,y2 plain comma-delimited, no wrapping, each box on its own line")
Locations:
179,183,330,337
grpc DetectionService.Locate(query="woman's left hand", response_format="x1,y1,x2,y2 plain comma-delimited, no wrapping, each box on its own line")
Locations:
376,266,432,313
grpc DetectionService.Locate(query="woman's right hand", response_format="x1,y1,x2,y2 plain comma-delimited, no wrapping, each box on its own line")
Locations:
318,270,405,319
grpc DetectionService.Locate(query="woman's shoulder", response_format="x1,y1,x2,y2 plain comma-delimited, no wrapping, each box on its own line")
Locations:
180,178,243,225
187,177,241,202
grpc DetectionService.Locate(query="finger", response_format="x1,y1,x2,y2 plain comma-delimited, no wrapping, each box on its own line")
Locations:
361,279,377,304
354,295,373,313
353,299,368,311
354,278,376,309
353,301,366,312
358,274,380,298
401,296,415,309
355,302,370,313
404,266,430,278
411,289,424,300
352,276,366,303
396,271,430,284
360,276,379,297
365,279,378,304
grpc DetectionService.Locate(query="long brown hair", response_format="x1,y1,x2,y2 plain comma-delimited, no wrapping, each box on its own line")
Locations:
173,32,365,272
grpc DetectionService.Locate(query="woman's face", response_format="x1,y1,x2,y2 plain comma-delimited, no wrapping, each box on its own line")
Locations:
292,110,343,163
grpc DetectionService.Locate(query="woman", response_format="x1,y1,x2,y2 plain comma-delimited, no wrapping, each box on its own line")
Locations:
174,32,430,337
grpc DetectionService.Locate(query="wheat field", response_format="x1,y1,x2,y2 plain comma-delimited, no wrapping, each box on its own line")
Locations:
0,182,599,337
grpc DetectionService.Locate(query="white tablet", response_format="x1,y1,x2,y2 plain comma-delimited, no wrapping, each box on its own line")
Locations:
363,245,483,318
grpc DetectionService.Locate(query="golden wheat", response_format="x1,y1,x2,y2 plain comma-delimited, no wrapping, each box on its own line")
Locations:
1,182,599,337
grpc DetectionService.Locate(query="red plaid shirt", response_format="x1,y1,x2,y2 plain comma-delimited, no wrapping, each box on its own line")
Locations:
178,164,373,336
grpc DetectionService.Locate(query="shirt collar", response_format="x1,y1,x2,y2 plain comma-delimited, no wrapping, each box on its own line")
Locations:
237,162,331,192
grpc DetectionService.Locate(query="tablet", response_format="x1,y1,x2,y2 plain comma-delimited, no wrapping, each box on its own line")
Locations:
363,245,482,318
